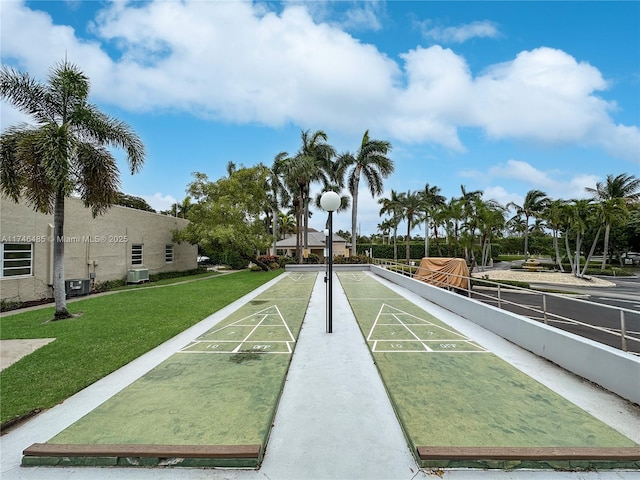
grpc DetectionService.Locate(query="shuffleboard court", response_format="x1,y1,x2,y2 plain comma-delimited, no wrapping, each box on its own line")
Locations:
337,272,639,469
23,273,316,468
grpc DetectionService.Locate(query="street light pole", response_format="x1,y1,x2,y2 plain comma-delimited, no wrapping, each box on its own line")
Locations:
320,191,340,334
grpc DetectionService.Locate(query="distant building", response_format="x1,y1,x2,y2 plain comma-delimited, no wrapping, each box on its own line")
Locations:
1,196,197,303
272,229,349,260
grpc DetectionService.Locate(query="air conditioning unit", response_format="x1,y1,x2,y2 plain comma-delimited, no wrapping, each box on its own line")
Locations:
65,279,91,297
127,268,150,284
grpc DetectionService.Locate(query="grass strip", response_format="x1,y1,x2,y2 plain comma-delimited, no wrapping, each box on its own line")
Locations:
0,270,281,425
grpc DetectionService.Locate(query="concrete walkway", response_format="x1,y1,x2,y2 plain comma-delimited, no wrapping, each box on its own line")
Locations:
1,272,638,480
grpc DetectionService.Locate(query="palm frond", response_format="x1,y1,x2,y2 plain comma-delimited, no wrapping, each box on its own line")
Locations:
75,142,120,216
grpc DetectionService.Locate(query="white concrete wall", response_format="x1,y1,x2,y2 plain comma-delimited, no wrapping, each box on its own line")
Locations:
1,196,197,302
370,265,640,405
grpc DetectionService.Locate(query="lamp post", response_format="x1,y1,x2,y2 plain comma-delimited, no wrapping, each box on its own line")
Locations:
320,191,340,334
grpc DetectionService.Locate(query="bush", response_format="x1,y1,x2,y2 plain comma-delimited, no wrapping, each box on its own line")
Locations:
92,278,126,292
278,256,297,268
304,253,320,264
149,267,207,282
333,254,370,264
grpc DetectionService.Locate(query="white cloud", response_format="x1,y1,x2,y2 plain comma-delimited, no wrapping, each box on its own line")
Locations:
1,1,638,162
482,186,521,208
140,192,177,212
487,159,599,200
339,2,384,32
420,20,500,43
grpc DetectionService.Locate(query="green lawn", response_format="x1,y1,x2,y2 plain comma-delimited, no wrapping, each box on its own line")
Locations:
0,270,282,425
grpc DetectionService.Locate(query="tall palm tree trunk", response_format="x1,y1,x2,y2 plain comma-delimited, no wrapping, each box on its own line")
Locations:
601,223,611,270
392,226,398,262
406,222,411,263
351,173,360,257
552,230,564,272
523,214,530,259
581,226,602,277
53,190,71,320
424,216,430,258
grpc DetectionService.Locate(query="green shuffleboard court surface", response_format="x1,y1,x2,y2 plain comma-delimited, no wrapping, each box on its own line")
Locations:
338,272,639,470
23,273,316,468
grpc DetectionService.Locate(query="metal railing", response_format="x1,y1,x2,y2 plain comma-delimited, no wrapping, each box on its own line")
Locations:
370,258,640,355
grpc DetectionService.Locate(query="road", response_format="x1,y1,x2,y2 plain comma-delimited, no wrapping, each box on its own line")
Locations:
470,273,640,355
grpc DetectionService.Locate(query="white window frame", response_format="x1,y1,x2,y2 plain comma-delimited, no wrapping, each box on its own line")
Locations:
1,243,33,278
131,244,143,266
165,244,174,263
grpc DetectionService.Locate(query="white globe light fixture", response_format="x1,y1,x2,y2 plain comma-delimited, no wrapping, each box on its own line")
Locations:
320,191,340,333
320,190,341,212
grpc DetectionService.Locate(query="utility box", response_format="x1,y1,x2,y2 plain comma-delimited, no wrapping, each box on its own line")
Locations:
65,279,91,297
127,268,150,284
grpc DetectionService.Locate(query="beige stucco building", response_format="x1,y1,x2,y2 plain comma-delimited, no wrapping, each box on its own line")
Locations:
272,229,349,260
1,196,197,303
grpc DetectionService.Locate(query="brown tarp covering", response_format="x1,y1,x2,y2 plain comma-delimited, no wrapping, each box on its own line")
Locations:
414,257,470,290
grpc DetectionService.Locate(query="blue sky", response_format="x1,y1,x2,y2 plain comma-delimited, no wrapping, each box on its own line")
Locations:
1,0,639,236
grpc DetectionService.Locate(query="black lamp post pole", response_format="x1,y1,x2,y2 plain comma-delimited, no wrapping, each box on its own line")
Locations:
327,210,333,334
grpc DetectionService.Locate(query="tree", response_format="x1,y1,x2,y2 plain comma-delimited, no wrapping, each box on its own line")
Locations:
563,199,595,277
339,130,393,256
0,61,145,319
174,167,273,270
585,173,640,269
457,185,483,265
297,130,335,256
399,190,423,263
507,189,549,261
475,199,506,270
378,189,403,261
444,197,465,257
279,130,335,262
421,183,446,257
267,152,291,253
117,193,155,212
542,199,567,271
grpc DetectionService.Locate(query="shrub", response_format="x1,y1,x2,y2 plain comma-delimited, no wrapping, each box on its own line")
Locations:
257,255,280,266
304,253,320,264
278,256,297,268
92,278,126,292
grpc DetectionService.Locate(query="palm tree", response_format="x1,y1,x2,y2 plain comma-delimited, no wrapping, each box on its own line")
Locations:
295,129,336,256
279,211,296,238
475,199,506,270
444,197,465,257
563,199,595,277
585,174,640,269
378,189,403,261
339,130,393,256
421,183,446,257
507,189,549,260
377,218,394,245
0,61,145,319
457,185,483,265
542,199,567,271
399,190,423,263
267,152,291,254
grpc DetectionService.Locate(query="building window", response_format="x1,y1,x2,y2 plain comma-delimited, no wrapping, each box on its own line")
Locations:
131,244,143,265
165,244,174,263
1,243,33,277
